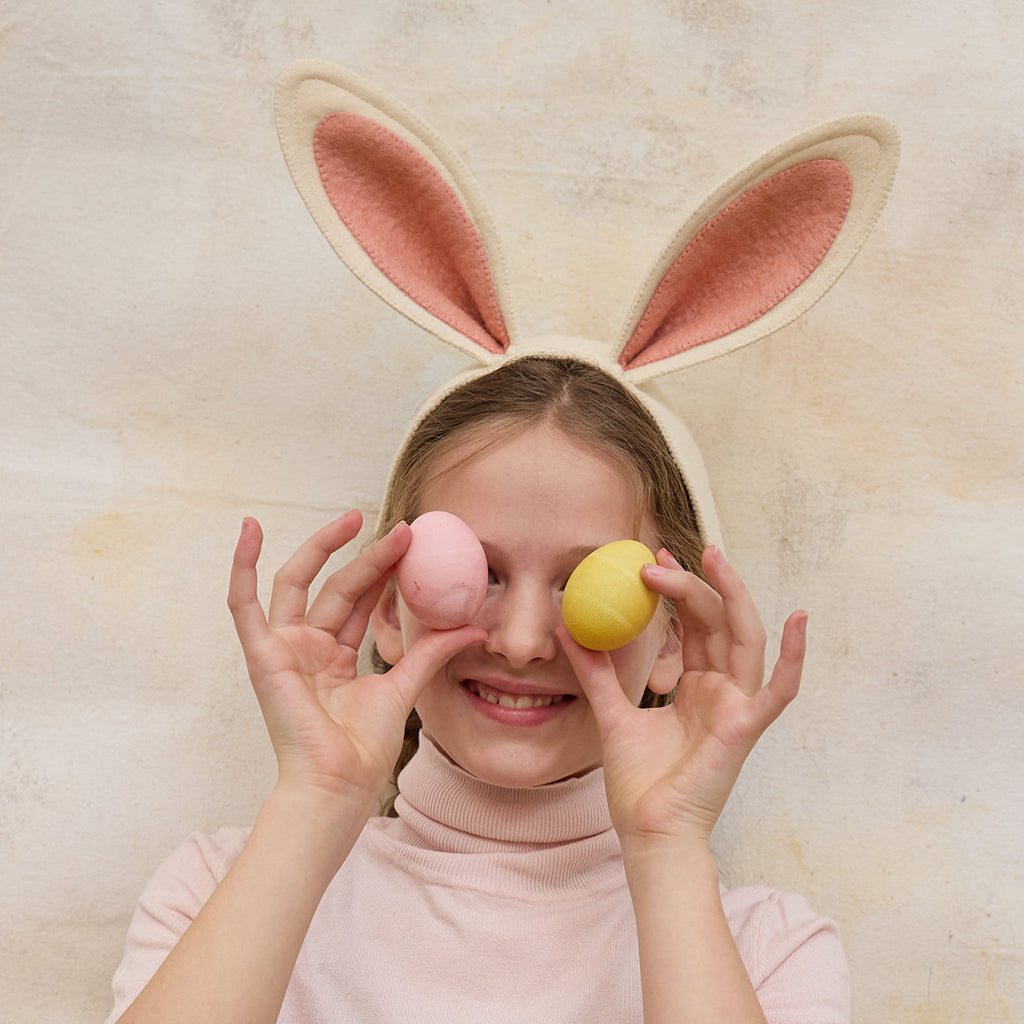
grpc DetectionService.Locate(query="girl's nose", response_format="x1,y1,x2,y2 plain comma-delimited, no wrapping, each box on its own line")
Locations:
480,583,560,668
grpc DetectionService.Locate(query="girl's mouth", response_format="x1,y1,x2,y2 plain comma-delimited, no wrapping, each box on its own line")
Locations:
463,679,574,710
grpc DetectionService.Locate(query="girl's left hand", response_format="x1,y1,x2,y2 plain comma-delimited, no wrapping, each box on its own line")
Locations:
559,545,806,851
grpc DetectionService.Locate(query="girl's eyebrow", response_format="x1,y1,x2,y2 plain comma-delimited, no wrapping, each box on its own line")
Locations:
562,544,600,564
479,540,600,565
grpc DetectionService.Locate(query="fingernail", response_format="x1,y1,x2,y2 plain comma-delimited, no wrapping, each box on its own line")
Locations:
644,564,669,578
658,548,683,569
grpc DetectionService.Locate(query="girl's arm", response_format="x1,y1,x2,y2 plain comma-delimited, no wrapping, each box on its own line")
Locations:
561,545,807,1024
114,514,484,1024
114,781,364,1024
623,838,768,1024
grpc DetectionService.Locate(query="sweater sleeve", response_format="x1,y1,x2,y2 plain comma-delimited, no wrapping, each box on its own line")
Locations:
103,827,251,1024
725,886,851,1024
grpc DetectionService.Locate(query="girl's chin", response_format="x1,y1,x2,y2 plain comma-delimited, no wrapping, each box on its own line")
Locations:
424,731,600,789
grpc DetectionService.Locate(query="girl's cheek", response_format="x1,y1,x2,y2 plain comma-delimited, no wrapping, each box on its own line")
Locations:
397,600,432,648
609,616,674,702
469,590,500,630
608,644,652,701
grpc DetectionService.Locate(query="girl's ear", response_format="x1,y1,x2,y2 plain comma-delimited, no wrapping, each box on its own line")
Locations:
647,615,684,696
370,586,406,666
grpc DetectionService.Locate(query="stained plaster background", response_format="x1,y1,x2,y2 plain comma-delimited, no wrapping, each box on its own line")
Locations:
1,2,1021,1022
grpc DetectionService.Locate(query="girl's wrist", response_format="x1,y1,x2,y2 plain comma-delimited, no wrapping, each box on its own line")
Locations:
256,778,375,878
620,833,719,893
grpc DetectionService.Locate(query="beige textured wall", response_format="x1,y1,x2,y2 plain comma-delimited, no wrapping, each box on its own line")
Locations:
2,2,1021,1021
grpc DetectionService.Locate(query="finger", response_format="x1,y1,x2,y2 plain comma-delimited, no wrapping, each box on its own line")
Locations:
267,510,364,627
227,517,270,648
385,624,488,712
700,546,767,693
557,626,634,739
753,610,806,722
643,553,730,672
306,521,413,647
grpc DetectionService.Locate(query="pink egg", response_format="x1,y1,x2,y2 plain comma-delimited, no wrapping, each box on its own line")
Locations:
396,511,488,629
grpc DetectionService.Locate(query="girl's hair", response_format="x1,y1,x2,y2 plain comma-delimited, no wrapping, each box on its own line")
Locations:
372,355,705,814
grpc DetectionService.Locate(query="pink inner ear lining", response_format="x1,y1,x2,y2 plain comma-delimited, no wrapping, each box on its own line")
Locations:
314,113,509,354
620,159,854,370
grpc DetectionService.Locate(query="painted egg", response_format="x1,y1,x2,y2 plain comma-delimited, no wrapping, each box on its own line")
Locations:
562,540,659,650
396,511,488,629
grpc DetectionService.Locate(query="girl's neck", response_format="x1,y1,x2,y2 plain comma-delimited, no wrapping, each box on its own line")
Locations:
393,732,614,847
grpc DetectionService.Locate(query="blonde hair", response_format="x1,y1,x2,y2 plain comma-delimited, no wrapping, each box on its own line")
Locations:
373,355,705,813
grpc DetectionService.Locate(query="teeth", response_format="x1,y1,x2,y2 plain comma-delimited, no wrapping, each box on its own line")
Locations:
469,682,565,709
499,693,554,709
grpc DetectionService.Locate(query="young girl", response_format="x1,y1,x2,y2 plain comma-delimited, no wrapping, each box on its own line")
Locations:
106,60,898,1023
105,355,848,1024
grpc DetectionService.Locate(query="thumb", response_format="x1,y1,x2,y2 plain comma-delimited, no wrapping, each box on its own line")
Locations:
386,625,488,713
557,626,634,739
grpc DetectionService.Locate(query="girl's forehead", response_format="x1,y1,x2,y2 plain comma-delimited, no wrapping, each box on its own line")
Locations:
425,418,635,486
424,420,619,491
419,421,653,547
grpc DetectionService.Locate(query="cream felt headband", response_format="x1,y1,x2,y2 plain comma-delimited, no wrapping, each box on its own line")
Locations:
275,60,899,549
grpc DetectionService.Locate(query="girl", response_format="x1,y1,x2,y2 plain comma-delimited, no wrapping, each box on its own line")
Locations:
105,356,848,1024
106,60,898,1023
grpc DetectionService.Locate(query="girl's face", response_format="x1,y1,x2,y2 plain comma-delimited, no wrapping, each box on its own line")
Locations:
373,421,682,789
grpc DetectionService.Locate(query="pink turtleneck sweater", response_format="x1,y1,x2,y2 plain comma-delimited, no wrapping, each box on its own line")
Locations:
105,735,849,1023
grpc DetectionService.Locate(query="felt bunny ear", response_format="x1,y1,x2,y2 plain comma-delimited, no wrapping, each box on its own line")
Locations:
275,60,514,363
616,115,899,383
275,61,898,551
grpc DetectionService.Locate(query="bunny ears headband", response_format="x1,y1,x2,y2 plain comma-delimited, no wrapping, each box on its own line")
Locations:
275,60,899,548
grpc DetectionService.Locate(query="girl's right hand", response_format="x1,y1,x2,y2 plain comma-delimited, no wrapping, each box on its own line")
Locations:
227,511,486,814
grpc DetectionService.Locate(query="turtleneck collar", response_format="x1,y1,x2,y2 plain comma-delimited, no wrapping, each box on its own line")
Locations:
361,733,626,896
393,732,615,850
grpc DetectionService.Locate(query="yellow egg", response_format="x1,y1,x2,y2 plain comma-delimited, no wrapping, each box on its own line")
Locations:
562,540,660,651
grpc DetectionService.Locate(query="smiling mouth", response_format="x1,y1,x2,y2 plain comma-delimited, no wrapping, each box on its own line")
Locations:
464,680,573,710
